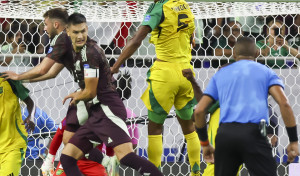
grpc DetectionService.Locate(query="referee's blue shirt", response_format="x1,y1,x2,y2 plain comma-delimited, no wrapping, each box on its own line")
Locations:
204,60,284,124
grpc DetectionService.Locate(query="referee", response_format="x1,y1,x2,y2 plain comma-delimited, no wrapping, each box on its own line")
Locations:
194,37,299,176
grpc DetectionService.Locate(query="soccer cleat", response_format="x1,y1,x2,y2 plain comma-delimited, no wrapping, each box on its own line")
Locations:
190,171,201,176
106,155,120,176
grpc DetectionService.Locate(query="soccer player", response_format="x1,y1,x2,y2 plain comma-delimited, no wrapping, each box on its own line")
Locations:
0,74,35,176
59,13,162,176
194,37,299,176
41,118,108,176
0,8,107,170
111,0,201,175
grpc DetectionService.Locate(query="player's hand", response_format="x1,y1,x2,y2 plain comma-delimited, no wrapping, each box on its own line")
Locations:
286,141,299,163
202,144,215,163
182,69,195,82
0,71,20,82
22,117,35,132
41,154,55,176
63,92,79,106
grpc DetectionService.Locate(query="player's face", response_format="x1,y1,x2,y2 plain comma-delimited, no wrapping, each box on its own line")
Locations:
44,17,57,40
67,23,88,50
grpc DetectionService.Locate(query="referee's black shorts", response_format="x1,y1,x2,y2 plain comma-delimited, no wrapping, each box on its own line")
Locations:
214,123,276,176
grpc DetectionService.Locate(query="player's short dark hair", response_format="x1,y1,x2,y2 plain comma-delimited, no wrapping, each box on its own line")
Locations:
113,70,132,100
68,13,87,26
234,37,256,57
43,8,69,24
7,22,27,39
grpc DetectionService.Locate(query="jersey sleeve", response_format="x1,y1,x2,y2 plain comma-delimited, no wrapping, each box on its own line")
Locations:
268,69,284,89
6,78,30,101
203,76,218,101
141,2,164,31
46,33,67,63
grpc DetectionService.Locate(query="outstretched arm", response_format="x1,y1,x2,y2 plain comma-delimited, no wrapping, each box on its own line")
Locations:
29,63,64,83
1,57,56,81
111,25,151,74
269,85,299,162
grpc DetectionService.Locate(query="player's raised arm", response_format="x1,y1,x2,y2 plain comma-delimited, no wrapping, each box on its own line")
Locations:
111,25,151,74
182,68,203,102
0,57,56,81
28,62,64,83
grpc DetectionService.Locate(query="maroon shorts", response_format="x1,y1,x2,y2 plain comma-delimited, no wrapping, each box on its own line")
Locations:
65,100,89,132
69,101,131,154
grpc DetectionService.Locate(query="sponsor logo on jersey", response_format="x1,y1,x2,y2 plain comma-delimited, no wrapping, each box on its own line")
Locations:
144,15,151,22
0,87,3,94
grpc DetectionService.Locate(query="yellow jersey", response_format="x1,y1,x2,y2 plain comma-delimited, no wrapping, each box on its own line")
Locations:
0,77,29,153
142,0,195,63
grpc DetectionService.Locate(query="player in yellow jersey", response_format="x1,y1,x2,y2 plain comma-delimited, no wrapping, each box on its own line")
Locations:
0,74,35,176
111,0,201,175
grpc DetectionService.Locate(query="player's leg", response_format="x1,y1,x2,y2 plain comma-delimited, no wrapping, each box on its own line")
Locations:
175,63,200,175
176,108,201,176
0,148,26,176
114,142,163,176
147,114,164,169
64,100,107,166
141,61,177,169
60,117,100,176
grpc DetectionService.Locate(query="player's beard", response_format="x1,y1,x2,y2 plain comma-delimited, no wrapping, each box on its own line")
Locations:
49,29,58,40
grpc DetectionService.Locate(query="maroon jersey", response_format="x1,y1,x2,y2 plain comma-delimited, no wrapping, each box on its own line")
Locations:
81,38,119,105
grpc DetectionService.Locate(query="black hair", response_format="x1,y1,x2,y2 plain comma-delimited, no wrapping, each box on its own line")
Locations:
113,70,132,100
43,8,69,24
234,37,256,57
7,22,27,39
68,13,87,26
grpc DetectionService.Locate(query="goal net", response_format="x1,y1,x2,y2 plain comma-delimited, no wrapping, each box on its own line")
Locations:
0,0,300,175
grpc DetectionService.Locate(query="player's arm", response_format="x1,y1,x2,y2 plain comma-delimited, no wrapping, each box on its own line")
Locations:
194,95,215,163
28,63,64,83
269,85,299,162
0,57,56,81
22,95,36,132
63,75,98,106
182,69,203,102
111,25,151,74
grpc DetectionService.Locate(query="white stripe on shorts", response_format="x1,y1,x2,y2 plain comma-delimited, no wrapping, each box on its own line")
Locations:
101,104,130,137
76,100,88,125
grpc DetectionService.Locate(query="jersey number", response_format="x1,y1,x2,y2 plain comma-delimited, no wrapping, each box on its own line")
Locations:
177,14,189,32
